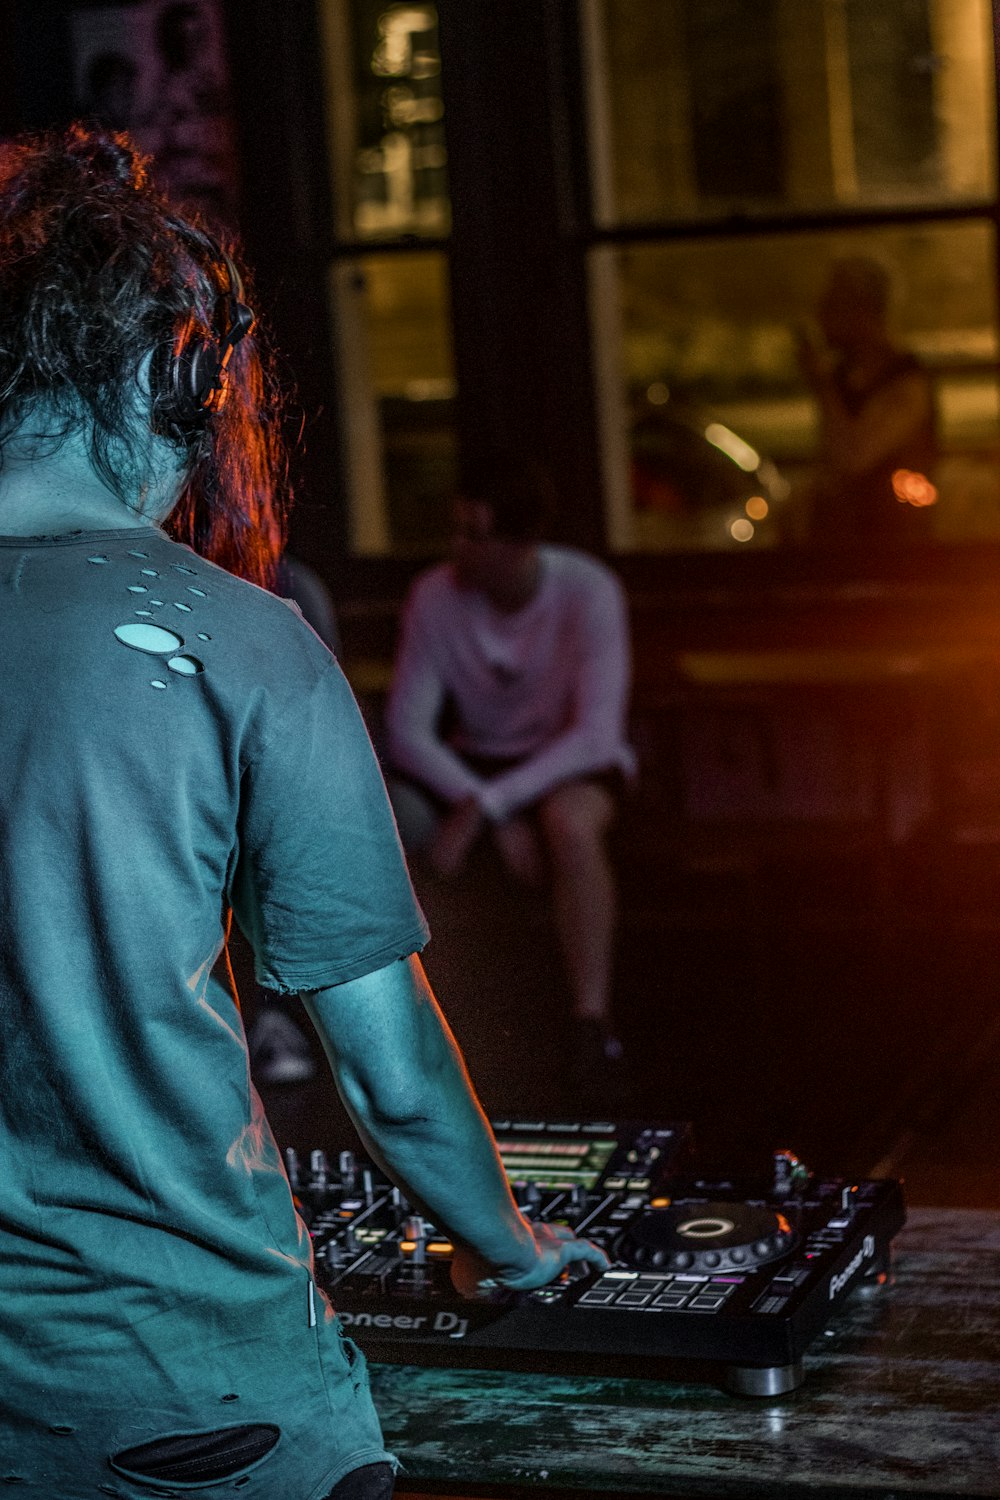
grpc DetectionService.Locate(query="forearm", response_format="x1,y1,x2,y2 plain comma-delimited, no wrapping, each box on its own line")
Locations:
301,959,535,1276
348,1081,535,1275
387,726,485,808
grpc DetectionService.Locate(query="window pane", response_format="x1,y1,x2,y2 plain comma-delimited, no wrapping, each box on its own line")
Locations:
591,222,1000,551
585,0,996,226
331,251,457,556
319,0,449,240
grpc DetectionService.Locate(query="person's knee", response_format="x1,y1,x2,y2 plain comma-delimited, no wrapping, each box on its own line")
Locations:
538,783,615,867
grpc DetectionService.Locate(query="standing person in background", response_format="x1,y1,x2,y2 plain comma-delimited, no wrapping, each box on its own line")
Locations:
798,256,938,543
386,464,636,1098
0,124,607,1500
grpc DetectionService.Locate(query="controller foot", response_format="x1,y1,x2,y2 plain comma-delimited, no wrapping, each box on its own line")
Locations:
724,1361,803,1397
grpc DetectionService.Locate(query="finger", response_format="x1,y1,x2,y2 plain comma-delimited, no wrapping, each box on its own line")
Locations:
538,1222,576,1243
561,1238,610,1272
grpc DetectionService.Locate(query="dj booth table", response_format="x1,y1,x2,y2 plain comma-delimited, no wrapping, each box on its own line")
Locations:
369,1208,1000,1500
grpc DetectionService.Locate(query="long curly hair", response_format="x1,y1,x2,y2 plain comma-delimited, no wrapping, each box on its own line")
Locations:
0,122,288,586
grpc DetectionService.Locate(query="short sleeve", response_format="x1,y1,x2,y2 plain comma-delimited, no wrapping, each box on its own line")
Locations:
232,658,429,993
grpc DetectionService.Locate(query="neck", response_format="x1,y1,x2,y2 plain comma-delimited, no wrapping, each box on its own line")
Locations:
0,420,183,536
484,545,541,613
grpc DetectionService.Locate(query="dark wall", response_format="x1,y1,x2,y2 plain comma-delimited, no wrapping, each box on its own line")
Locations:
221,0,349,578
3,5,73,132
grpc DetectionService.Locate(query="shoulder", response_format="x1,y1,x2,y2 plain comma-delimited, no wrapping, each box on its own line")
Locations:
868,350,932,399
542,546,626,605
405,562,460,619
889,349,927,377
147,533,336,681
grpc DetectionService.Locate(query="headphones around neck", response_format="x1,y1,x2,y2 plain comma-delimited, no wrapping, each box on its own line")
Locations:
153,230,256,434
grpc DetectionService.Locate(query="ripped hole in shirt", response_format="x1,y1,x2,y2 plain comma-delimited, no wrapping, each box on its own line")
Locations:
111,1424,280,1483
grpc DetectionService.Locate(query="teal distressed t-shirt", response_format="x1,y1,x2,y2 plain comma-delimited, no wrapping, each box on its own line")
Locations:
0,527,429,1498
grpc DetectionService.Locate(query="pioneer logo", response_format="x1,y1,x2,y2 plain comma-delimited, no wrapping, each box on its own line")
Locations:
338,1309,470,1338
828,1234,876,1300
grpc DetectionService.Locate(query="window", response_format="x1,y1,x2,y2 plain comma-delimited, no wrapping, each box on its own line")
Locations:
319,1,457,556
582,0,1000,552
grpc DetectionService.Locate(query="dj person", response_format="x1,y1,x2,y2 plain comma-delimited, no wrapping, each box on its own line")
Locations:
0,125,607,1500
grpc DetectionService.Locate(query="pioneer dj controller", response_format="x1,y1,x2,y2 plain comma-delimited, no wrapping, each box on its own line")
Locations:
297,1119,905,1395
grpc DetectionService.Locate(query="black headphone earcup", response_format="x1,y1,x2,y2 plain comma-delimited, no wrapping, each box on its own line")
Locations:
153,338,223,431
181,339,225,416
150,233,254,434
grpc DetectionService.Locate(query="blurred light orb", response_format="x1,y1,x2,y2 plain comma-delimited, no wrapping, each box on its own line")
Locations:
706,423,760,472
892,468,938,507
646,381,670,406
730,518,755,542
745,495,769,520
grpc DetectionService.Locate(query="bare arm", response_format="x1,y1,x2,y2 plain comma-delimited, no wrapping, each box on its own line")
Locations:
385,599,488,808
301,955,608,1293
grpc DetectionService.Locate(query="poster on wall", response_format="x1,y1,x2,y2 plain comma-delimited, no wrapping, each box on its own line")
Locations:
69,0,239,224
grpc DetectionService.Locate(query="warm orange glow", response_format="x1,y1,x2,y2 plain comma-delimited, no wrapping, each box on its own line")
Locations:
892,468,938,507
651,1196,671,1208
776,1213,791,1235
745,495,769,520
427,1241,453,1254
399,1240,417,1252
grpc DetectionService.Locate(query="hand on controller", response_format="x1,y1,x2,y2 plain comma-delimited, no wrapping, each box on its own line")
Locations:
451,1222,610,1300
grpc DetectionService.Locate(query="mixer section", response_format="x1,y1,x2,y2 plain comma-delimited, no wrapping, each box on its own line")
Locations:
301,1120,904,1395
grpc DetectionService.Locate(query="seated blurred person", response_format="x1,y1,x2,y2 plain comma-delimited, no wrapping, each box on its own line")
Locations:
386,463,636,1089
798,256,938,543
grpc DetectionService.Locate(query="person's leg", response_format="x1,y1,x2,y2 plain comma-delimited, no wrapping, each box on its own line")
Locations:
322,1461,395,1499
491,812,546,886
247,989,317,1084
535,780,617,1027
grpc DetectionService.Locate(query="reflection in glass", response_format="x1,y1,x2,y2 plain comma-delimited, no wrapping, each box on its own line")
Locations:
320,0,449,240
593,222,1000,551
330,252,457,556
586,0,996,226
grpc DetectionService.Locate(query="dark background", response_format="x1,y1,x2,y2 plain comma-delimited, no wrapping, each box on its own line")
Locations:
3,0,999,1209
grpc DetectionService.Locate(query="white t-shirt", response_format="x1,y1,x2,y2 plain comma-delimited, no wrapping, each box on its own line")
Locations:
387,546,636,821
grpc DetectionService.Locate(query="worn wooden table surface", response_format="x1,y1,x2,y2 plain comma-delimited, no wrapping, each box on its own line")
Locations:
368,1208,1000,1499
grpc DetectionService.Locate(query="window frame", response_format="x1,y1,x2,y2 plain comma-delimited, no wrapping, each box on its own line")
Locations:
577,0,1000,575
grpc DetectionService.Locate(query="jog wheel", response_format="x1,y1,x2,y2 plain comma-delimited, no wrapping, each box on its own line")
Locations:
619,1202,797,1274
